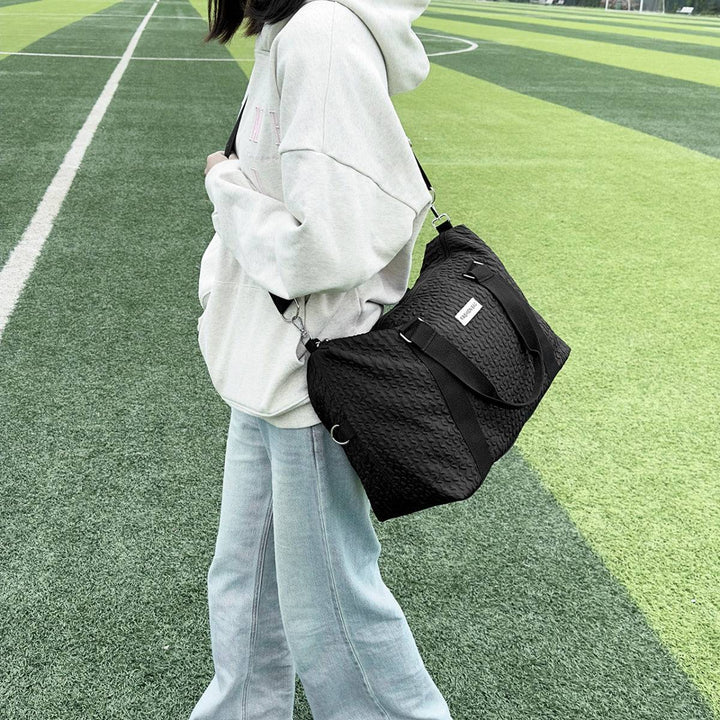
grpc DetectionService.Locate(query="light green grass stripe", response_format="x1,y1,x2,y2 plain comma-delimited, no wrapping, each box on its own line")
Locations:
424,10,720,61
430,3,720,47
431,3,720,36
395,62,720,713
186,0,255,73
417,12,720,87
0,0,123,55
432,0,720,30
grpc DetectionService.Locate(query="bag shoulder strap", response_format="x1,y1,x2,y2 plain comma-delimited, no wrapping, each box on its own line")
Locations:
224,97,247,158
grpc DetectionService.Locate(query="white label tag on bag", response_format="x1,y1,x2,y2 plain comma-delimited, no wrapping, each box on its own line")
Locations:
455,297,482,326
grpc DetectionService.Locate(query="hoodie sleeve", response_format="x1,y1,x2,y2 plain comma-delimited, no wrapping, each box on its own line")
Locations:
203,3,432,300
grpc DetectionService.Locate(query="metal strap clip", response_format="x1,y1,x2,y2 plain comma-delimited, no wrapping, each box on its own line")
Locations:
281,298,311,344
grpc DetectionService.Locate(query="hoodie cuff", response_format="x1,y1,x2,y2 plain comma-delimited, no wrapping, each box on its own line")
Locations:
204,158,249,205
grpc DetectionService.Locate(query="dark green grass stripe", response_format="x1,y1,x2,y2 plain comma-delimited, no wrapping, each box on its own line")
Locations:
429,2,720,38
0,0,39,7
430,2,720,37
380,451,715,720
424,8,720,59
419,27,720,158
0,6,229,270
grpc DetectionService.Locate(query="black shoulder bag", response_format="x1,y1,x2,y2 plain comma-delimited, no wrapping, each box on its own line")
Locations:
222,100,571,521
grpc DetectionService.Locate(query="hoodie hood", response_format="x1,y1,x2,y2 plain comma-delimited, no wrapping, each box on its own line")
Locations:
259,0,431,96
329,0,431,95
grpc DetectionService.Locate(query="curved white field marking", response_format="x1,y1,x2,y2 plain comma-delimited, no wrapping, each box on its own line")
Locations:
417,31,479,56
0,51,251,61
0,1,160,341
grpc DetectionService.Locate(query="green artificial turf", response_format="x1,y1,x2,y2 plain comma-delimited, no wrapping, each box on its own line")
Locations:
415,26,720,157
435,1,720,33
0,0,45,8
0,2,235,270
394,55,720,711
0,56,118,269
1,0,718,718
424,9,720,59
433,0,720,37
417,9,720,86
0,0,123,52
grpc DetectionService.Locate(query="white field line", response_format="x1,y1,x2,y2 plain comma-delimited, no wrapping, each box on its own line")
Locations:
1,12,204,18
0,0,160,341
0,51,251,61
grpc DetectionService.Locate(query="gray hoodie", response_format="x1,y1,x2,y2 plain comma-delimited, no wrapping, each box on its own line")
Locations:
199,0,433,427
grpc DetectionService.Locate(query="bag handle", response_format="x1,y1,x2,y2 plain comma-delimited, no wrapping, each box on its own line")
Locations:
401,317,544,409
222,96,448,316
398,262,559,409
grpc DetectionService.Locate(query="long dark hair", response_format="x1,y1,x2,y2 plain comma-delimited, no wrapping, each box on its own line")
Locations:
204,0,306,43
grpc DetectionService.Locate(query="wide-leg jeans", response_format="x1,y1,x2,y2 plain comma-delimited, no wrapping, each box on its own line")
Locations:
189,407,452,720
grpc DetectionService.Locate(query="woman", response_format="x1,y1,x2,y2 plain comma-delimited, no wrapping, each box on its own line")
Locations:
193,0,452,716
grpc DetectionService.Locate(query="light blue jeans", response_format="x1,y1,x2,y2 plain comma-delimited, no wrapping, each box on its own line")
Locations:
189,407,453,720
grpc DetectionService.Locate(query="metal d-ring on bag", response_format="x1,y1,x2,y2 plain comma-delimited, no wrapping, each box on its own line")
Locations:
223,99,571,522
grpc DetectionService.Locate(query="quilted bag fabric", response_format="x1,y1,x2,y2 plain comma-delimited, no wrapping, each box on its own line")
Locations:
304,223,571,521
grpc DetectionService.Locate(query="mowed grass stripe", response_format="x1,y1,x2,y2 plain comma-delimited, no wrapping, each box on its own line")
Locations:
0,2,235,270
0,0,40,8
416,12,720,86
423,9,720,59
394,61,720,711
0,3,715,720
0,0,123,53
431,1,720,35
0,6,250,717
0,30,714,720
418,28,720,158
430,3,720,47
0,8,151,270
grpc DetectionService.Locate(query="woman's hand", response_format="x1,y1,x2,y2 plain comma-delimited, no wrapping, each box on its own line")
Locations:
205,151,238,177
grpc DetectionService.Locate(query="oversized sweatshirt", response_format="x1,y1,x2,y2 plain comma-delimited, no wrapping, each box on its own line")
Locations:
199,0,434,427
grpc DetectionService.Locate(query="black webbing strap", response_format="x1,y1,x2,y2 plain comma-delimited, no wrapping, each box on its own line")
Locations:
223,97,246,158
412,348,494,480
399,266,552,409
465,262,560,378
222,96,438,317
402,318,544,409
